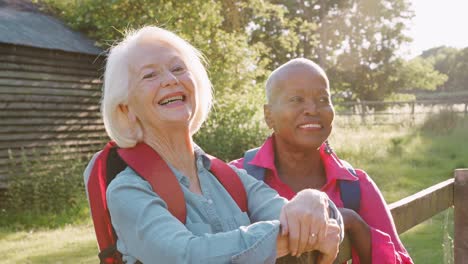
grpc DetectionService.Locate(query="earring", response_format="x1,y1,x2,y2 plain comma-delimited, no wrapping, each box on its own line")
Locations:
325,140,333,154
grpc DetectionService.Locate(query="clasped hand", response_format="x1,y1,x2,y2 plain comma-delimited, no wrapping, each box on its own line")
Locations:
276,189,341,264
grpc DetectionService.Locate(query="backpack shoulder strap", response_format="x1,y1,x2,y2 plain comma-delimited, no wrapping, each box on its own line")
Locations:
243,148,266,181
117,143,186,224
338,159,361,212
208,156,248,213
87,141,122,263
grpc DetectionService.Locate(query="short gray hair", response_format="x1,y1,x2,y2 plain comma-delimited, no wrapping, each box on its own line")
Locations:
101,26,213,147
265,58,329,103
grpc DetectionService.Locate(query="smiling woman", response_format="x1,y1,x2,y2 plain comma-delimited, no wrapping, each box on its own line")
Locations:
231,58,414,264
83,26,344,264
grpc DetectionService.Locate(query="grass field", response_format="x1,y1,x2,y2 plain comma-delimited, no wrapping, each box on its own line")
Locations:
1,112,467,263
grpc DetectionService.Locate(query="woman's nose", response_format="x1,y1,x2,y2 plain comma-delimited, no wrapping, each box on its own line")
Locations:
161,71,178,87
303,102,318,115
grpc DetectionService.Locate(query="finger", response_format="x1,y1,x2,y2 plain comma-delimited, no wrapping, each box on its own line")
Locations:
287,216,300,256
316,214,328,244
279,208,289,236
297,216,312,256
306,229,318,250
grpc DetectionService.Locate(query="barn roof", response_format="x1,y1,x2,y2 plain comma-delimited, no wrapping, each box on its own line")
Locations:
0,0,102,55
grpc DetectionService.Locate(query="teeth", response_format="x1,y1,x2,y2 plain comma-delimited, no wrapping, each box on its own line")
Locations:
300,124,321,128
160,95,183,105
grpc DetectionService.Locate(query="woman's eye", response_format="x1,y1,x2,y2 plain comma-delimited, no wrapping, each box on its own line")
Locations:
142,72,156,79
171,66,185,73
290,96,303,103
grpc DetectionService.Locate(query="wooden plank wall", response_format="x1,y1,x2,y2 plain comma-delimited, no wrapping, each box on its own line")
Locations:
0,43,107,189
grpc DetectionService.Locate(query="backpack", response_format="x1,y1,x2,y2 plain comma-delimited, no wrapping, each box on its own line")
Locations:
243,147,361,212
86,142,248,264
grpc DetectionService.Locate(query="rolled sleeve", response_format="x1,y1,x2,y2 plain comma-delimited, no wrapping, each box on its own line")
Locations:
232,221,280,264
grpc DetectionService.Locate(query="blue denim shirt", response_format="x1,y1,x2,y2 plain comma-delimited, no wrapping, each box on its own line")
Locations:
84,146,342,264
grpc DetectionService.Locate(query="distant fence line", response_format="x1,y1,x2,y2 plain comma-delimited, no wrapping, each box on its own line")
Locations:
334,99,468,125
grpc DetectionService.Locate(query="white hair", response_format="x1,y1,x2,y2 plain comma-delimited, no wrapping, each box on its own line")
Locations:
101,26,213,147
265,58,329,103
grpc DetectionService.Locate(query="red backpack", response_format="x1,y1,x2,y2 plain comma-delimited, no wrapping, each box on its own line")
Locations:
87,142,248,264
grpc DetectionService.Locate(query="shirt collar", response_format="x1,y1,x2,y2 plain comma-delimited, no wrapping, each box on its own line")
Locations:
249,135,277,171
193,143,212,169
319,143,359,182
167,143,211,187
249,134,358,182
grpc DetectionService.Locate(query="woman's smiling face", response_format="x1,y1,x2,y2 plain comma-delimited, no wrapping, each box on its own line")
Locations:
265,64,335,150
125,40,197,132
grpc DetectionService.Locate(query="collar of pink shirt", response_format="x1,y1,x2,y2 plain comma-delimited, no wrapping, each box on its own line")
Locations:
247,134,358,199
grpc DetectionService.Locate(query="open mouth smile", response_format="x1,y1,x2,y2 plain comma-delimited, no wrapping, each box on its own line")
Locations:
298,123,322,129
158,95,186,106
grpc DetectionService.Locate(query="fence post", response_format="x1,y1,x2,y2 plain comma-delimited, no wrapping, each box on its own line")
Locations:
360,101,366,125
454,169,468,264
411,102,416,125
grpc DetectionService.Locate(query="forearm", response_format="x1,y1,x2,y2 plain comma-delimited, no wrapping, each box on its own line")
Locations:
348,221,371,264
125,218,281,264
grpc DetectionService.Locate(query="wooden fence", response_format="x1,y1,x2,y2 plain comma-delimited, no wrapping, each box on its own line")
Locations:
334,168,468,263
335,99,468,126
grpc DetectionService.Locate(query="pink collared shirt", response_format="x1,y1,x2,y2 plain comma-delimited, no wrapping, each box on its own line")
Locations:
230,136,413,264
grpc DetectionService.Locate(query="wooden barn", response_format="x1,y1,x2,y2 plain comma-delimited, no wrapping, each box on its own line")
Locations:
0,0,106,189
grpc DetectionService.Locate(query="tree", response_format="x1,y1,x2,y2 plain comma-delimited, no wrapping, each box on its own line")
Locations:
244,0,427,101
420,46,468,92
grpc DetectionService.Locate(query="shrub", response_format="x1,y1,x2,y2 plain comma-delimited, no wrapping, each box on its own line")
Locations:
3,146,89,215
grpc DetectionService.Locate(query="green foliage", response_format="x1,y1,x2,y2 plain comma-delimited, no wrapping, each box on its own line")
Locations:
196,85,270,160
420,46,468,92
1,147,89,229
395,58,447,91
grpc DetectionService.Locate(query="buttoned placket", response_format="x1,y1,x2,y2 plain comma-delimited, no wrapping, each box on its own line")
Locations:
197,156,224,233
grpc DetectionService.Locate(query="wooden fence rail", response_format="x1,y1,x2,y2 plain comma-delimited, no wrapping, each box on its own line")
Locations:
334,168,468,263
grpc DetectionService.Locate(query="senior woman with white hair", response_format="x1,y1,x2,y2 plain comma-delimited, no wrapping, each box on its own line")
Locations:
84,26,343,264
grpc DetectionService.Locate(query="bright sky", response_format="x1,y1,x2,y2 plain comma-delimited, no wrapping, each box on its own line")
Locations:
402,0,468,58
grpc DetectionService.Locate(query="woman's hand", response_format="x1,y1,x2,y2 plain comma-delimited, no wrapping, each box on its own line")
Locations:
276,233,290,258
279,189,330,256
339,208,372,264
313,218,341,264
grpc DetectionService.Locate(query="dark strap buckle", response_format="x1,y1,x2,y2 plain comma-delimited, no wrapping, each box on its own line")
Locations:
98,245,119,263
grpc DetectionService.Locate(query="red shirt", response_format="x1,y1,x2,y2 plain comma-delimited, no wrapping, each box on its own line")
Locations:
230,136,413,264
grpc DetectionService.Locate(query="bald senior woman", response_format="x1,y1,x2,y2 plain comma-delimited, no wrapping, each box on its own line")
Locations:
84,26,344,264
231,58,413,264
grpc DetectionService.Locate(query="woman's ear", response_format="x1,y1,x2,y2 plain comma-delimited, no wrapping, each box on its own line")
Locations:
264,104,274,129
119,104,137,123
118,104,142,141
